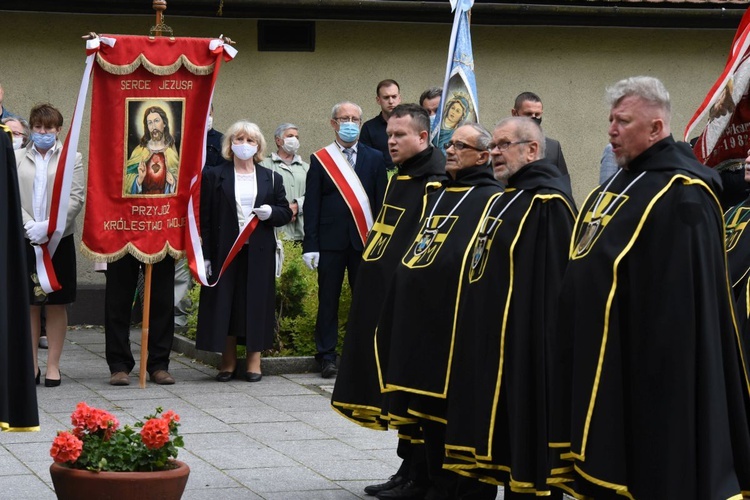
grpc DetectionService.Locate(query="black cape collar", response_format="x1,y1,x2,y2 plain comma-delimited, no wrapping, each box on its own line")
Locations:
627,135,721,193
508,159,574,201
398,146,446,179
450,162,501,189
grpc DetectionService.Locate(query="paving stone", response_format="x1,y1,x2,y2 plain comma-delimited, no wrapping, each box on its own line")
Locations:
227,465,337,493
0,328,400,499
232,420,330,443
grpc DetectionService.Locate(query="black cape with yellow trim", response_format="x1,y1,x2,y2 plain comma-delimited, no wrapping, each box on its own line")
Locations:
0,126,39,432
331,146,446,429
726,196,750,327
560,136,750,500
375,162,503,424
441,159,576,494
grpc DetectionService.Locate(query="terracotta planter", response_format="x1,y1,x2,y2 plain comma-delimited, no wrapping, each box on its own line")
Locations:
49,459,189,500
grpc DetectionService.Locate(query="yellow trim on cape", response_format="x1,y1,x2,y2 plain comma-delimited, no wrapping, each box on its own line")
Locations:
0,423,40,432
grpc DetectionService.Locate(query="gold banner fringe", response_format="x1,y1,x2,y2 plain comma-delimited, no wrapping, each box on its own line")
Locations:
80,241,185,264
96,53,215,76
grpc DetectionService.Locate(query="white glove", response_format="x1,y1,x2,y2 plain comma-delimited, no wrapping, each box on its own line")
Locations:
302,252,320,270
253,204,272,221
26,220,50,245
204,260,213,278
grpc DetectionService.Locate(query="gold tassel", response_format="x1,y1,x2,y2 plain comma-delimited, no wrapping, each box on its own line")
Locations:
96,53,215,76
80,241,185,264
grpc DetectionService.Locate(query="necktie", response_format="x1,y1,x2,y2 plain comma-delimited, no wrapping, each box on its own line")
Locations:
343,147,355,166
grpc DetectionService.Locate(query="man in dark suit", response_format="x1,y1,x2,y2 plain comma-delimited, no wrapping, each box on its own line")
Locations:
303,101,387,378
360,79,401,173
511,91,569,176
204,104,224,169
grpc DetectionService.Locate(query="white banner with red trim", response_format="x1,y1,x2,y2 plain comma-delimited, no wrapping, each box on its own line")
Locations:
685,8,750,169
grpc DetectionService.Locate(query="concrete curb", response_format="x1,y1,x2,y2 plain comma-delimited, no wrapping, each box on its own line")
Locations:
171,332,320,376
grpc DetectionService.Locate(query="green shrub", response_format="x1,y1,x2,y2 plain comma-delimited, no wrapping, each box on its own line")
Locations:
184,239,351,358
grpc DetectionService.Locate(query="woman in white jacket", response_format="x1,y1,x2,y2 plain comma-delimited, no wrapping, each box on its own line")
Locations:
16,103,84,387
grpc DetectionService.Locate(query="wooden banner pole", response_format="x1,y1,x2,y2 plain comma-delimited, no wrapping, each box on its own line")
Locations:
139,0,170,388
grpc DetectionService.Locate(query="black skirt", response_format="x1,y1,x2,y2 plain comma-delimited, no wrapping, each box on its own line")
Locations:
25,234,77,305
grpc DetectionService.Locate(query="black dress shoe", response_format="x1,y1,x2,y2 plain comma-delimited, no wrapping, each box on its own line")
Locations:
376,480,427,500
245,372,262,382
215,371,235,382
364,474,408,495
321,360,338,379
45,376,61,388
35,369,41,386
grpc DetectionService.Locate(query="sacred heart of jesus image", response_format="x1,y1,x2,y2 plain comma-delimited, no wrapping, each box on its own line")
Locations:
142,152,167,194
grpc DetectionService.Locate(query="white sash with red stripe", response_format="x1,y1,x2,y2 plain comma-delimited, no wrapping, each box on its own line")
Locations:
313,143,374,245
33,36,116,293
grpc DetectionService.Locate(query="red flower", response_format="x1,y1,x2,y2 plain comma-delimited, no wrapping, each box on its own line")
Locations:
162,410,180,424
90,408,119,437
70,402,92,431
140,417,170,449
70,402,119,437
50,431,83,463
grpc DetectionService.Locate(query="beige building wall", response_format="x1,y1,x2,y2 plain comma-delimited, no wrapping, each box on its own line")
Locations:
0,11,734,287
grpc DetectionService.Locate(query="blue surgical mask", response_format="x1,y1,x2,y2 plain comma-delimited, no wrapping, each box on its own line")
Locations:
429,114,437,128
31,132,56,150
337,121,360,143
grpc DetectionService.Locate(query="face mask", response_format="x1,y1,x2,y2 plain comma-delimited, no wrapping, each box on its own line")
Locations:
337,121,360,143
231,143,258,161
282,137,300,155
12,136,23,150
31,132,56,150
206,116,213,131
530,116,542,127
429,114,437,128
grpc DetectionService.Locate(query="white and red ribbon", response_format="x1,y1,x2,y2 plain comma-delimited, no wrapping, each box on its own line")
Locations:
185,36,238,286
313,143,374,246
34,36,115,294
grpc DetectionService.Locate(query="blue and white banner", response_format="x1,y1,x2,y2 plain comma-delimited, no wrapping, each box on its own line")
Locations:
431,0,479,153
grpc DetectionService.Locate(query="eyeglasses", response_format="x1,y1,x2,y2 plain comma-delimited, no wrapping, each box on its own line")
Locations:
11,131,27,138
334,117,361,124
488,141,531,152
443,140,486,152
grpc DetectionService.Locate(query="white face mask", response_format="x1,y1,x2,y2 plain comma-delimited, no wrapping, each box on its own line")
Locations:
12,136,23,150
282,136,300,155
206,116,214,132
231,142,258,161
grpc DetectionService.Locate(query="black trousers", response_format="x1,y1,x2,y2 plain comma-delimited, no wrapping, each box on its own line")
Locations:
314,246,361,363
104,255,175,374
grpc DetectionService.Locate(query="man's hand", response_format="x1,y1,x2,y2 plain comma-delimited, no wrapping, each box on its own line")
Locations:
137,161,147,185
302,252,320,270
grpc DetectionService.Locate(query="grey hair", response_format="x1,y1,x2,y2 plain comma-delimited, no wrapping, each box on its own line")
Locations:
2,116,30,147
274,123,298,139
458,121,492,150
606,76,671,123
331,101,363,120
494,116,546,159
222,120,267,162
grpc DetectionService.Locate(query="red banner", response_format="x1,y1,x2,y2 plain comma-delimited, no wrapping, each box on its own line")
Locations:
81,35,235,263
685,8,750,169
